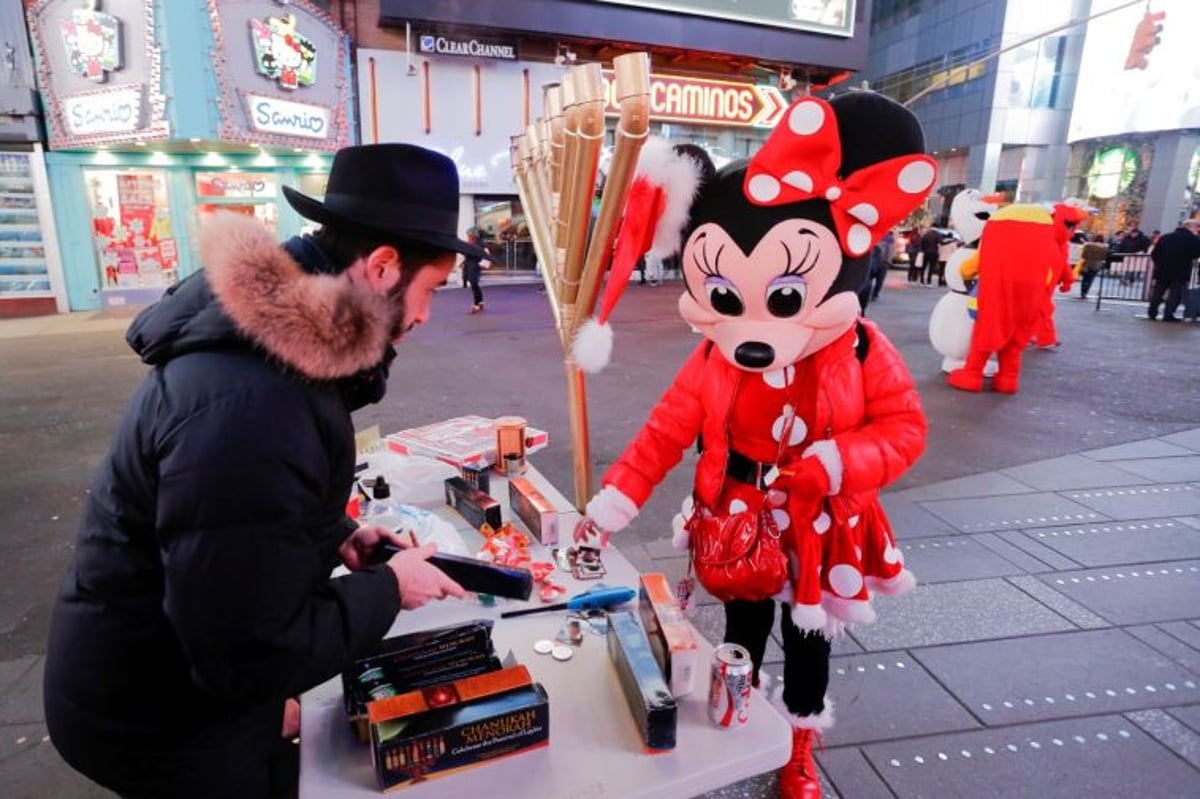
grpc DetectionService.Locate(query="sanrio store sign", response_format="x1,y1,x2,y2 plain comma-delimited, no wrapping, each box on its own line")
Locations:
63,86,143,135
245,93,331,139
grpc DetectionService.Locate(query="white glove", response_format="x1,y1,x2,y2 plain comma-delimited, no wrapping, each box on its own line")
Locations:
585,485,639,534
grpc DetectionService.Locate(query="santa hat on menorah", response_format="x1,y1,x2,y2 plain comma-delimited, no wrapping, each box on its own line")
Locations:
571,138,713,373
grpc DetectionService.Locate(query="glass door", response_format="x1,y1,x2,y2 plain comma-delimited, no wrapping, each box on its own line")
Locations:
195,171,279,233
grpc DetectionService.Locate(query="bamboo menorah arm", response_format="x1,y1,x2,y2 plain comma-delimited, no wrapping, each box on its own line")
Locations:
575,52,651,327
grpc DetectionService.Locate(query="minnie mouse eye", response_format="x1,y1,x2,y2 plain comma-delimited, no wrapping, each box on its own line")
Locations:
766,275,806,318
705,276,744,316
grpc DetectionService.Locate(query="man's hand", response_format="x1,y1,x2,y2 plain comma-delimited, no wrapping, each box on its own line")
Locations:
387,543,467,610
339,525,410,571
281,698,300,739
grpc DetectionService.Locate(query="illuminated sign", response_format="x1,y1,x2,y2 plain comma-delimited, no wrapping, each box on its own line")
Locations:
57,0,122,82
244,93,330,138
602,72,787,128
249,13,317,91
63,85,142,135
418,33,517,60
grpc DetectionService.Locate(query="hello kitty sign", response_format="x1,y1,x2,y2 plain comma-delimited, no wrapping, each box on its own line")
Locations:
248,13,316,91
57,0,121,82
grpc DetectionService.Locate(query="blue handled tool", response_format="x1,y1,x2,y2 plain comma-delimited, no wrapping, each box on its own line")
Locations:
500,585,636,618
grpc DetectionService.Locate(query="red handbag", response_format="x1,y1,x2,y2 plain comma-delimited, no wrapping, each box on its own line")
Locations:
684,401,800,602
685,504,787,602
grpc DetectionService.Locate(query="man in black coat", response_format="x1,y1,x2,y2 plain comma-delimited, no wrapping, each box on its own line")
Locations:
1148,219,1200,322
43,145,481,798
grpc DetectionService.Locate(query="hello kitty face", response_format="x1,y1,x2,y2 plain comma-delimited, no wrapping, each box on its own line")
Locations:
678,218,861,371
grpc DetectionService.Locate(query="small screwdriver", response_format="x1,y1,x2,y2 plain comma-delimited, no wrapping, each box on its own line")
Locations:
500,585,636,618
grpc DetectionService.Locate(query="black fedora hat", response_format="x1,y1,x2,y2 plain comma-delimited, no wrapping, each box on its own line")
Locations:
282,143,487,259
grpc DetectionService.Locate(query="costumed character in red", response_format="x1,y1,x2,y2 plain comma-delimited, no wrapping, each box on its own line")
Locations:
1032,201,1089,348
574,94,932,799
946,204,1060,394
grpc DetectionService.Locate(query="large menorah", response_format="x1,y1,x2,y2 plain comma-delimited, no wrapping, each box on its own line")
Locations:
510,53,651,510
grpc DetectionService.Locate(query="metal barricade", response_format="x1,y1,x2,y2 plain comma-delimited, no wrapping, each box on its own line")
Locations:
1094,254,1200,313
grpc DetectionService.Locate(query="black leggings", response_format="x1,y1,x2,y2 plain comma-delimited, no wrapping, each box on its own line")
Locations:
724,599,831,718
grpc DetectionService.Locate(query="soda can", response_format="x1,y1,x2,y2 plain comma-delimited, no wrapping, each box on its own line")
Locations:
708,643,753,728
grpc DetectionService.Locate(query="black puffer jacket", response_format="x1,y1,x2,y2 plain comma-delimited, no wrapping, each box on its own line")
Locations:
45,215,402,798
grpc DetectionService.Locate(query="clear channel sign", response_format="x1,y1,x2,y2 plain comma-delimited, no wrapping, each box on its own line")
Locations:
601,71,787,128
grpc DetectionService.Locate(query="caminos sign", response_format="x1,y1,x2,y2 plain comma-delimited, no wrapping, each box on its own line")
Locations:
63,86,143,135
245,93,331,139
602,72,787,128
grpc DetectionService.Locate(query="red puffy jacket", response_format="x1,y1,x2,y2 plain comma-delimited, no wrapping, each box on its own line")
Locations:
602,320,927,518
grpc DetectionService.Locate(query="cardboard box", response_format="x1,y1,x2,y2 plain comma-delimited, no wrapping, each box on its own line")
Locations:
369,681,550,791
508,477,560,545
607,610,677,752
638,573,701,697
444,477,503,531
386,415,549,470
343,620,499,741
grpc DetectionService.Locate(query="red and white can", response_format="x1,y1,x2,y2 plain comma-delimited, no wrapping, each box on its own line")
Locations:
708,643,753,728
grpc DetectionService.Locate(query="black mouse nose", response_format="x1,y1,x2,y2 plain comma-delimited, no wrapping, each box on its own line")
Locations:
734,341,775,369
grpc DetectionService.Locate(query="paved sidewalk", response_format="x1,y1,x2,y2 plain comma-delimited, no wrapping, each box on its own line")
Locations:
648,428,1200,798
2,277,1197,798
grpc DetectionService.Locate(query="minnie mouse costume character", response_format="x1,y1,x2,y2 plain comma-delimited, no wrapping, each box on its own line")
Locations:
578,93,933,799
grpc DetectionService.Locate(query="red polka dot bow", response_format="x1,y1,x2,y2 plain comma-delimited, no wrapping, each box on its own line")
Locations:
743,97,937,257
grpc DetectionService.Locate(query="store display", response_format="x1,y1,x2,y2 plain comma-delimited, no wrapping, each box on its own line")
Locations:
708,643,753,729
386,415,549,469
606,610,677,752
84,169,179,291
0,153,52,297
444,476,503,531
638,573,700,697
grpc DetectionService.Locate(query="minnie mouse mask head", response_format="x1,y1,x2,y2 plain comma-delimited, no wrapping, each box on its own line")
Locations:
678,92,934,372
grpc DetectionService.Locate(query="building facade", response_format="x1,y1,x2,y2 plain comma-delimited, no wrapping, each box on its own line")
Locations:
1,0,65,317
859,0,1198,235
334,0,872,274
25,0,354,311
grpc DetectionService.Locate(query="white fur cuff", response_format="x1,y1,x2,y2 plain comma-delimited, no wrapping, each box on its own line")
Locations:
586,485,639,533
867,569,917,596
802,439,843,495
791,603,828,633
790,699,835,730
671,513,690,550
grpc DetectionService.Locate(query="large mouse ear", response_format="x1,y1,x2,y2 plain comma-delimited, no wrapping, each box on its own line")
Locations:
572,138,709,374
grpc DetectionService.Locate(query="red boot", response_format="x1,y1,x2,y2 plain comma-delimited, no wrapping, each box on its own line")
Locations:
992,340,1025,394
779,728,821,799
946,346,990,392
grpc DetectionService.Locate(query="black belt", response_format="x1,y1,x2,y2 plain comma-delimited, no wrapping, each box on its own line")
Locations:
727,449,773,490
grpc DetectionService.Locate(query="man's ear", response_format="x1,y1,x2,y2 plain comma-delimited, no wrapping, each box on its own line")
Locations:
363,245,401,291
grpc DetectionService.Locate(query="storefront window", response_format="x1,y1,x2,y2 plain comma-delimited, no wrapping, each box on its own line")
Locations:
195,171,279,233
84,168,179,290
473,196,534,272
0,153,52,297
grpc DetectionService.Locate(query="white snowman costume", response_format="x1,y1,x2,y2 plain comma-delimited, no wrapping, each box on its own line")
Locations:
929,189,997,375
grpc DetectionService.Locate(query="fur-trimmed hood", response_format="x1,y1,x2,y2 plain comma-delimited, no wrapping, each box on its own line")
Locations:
127,214,393,381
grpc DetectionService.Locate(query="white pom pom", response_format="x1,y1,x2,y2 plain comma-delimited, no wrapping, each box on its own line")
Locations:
572,317,614,374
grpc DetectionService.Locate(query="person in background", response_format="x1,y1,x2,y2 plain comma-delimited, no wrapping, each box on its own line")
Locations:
462,227,491,313
1078,233,1108,300
906,225,923,283
935,230,958,287
43,144,473,799
1147,218,1200,322
872,229,894,301
920,225,941,286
